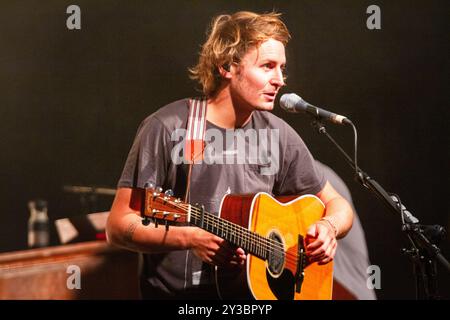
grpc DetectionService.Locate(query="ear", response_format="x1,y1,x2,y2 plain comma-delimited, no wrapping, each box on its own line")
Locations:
218,64,232,79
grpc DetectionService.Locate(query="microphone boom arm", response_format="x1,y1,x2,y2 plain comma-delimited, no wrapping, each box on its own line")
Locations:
310,119,450,299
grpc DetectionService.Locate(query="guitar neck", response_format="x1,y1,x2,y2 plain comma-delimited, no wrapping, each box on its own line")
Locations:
189,208,269,260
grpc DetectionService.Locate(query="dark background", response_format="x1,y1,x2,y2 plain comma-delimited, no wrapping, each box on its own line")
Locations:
0,0,448,299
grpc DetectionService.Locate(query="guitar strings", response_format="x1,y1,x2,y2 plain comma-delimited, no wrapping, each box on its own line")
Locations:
161,200,298,261
150,201,299,265
154,199,270,249
149,194,303,262
176,202,282,252
183,203,301,264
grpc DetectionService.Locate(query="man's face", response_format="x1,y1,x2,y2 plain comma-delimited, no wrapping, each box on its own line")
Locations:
229,38,286,112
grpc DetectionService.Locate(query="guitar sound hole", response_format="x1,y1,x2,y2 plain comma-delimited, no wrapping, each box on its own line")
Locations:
267,231,285,276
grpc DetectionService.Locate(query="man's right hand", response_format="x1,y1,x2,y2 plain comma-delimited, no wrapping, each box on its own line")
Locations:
189,228,246,269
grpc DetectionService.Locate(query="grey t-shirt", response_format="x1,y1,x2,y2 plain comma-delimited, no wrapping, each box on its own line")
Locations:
118,98,325,299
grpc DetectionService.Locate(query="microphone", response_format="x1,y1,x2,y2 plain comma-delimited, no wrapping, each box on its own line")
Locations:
279,93,352,125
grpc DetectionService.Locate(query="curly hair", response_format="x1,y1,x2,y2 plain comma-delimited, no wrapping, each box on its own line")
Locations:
189,11,291,97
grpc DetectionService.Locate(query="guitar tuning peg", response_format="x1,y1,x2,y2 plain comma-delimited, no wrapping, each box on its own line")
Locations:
164,189,174,197
142,217,151,226
144,182,155,189
155,186,163,193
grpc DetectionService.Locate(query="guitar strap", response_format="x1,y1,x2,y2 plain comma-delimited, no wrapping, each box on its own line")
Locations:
184,97,207,202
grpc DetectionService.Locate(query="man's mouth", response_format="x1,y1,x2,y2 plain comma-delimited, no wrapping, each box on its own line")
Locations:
263,92,277,100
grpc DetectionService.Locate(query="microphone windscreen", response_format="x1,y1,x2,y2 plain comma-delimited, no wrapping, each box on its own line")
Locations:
280,93,306,112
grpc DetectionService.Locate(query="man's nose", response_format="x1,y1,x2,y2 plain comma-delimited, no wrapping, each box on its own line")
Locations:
270,68,285,87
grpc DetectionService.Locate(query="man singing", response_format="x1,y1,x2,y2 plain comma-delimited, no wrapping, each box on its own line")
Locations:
106,11,353,300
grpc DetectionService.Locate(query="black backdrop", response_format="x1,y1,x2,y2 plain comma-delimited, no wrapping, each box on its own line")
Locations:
0,0,448,299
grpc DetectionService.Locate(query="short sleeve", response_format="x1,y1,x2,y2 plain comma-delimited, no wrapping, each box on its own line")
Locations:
273,126,326,196
117,116,171,189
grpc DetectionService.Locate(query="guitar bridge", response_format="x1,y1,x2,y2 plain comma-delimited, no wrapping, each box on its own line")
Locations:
295,234,306,294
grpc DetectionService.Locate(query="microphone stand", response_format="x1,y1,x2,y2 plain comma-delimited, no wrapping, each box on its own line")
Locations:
310,119,450,300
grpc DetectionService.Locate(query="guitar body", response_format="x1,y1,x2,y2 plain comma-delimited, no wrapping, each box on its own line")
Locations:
215,192,333,300
143,188,333,300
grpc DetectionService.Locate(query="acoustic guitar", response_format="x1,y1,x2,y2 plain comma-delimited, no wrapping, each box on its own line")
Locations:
140,187,333,300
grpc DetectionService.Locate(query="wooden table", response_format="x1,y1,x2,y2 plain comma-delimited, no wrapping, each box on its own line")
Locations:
0,240,140,299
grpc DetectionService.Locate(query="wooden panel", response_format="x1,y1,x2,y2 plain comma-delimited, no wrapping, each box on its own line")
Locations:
0,240,140,299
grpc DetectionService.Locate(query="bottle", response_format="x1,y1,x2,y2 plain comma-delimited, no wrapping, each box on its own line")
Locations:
28,199,50,248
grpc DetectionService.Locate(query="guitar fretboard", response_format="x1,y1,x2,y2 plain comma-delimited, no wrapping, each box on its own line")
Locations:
190,207,274,260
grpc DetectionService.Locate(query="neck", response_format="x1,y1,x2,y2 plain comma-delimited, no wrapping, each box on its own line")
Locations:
207,87,253,129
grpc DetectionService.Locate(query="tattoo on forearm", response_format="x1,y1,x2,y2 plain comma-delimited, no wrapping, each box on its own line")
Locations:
125,221,139,243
